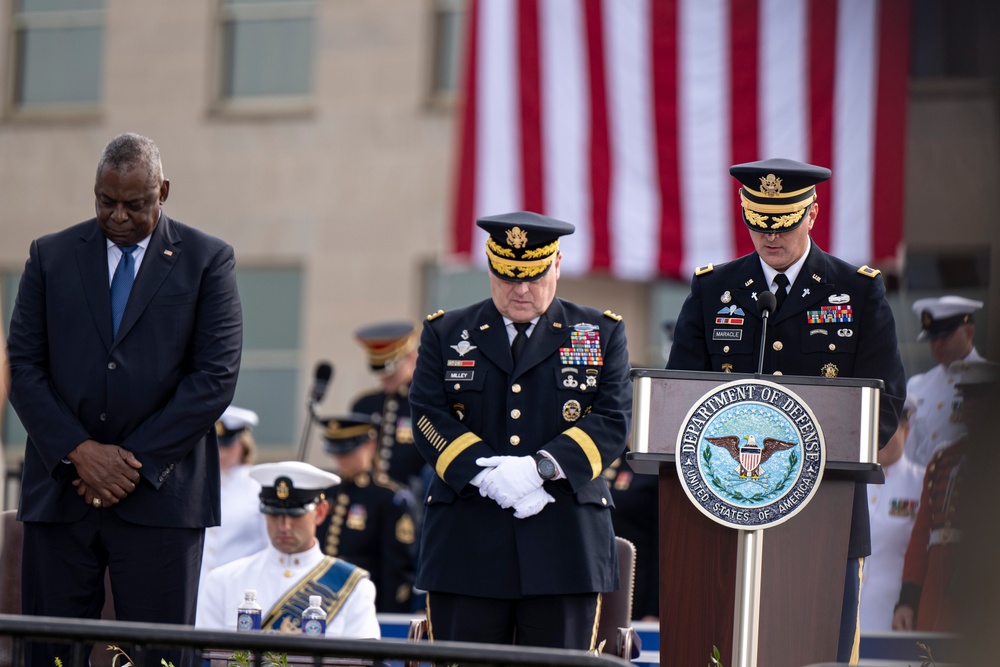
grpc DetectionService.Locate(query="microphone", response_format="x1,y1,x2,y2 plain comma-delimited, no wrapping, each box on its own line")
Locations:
757,290,777,319
309,362,334,405
756,291,777,375
299,361,333,462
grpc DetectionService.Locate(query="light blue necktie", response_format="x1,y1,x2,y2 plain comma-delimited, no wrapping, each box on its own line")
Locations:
110,245,138,337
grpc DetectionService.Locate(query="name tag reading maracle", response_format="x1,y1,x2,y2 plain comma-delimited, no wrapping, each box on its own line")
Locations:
445,370,474,382
713,329,742,340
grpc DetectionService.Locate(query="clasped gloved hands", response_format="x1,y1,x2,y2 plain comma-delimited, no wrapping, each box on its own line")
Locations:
475,455,555,518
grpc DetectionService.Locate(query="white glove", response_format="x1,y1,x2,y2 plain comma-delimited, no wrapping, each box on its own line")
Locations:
475,456,543,508
513,487,555,519
469,468,490,488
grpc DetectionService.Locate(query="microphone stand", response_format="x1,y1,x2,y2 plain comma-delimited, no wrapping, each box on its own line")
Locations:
756,311,770,377
297,401,318,462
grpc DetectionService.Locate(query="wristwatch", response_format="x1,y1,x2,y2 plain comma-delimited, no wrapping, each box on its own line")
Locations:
532,453,557,481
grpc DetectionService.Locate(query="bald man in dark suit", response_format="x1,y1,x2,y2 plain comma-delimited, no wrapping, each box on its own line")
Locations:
6,132,242,666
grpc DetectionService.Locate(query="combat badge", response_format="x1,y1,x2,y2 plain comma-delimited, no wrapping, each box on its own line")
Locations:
820,363,838,378
675,379,826,530
450,340,477,356
563,399,582,422
829,294,850,304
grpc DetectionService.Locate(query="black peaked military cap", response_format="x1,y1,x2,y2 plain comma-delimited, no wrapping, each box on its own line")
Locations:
477,211,575,282
355,321,417,373
250,462,340,516
322,412,379,456
730,158,831,233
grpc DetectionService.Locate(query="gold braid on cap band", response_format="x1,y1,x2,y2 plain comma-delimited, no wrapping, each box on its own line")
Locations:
740,189,816,214
325,423,375,440
742,204,807,230
485,239,559,279
486,238,516,258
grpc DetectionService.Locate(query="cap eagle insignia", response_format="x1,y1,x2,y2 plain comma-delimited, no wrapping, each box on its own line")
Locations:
705,434,796,479
506,226,528,249
759,174,782,197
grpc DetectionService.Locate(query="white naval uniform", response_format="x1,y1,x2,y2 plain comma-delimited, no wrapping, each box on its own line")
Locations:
195,543,381,638
199,465,269,587
859,454,924,632
904,348,984,466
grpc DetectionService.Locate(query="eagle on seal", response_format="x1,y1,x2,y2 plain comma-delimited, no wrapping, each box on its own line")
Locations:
705,434,796,479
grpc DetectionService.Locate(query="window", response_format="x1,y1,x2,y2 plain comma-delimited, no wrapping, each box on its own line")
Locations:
216,0,316,111
428,0,466,105
8,0,105,114
232,267,303,451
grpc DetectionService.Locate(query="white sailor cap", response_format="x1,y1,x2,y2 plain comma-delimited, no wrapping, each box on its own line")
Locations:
216,406,260,445
912,296,983,341
249,462,341,515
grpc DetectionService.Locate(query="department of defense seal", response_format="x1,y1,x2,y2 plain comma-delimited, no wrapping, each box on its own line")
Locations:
675,379,825,530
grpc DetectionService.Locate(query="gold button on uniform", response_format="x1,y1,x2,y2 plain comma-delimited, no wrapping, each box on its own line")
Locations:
512,384,522,393
773,371,783,376
723,345,730,353
772,341,783,351
510,435,520,446
829,343,836,351
454,383,461,390
511,409,521,419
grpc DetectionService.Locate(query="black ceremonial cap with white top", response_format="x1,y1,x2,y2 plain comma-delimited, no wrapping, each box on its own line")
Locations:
250,461,340,516
477,211,575,282
730,158,831,233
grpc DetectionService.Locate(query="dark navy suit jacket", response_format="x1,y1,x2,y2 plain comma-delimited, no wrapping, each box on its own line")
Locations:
7,215,243,528
410,297,631,598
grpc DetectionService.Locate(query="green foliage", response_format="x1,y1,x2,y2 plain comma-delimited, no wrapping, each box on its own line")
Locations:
228,649,290,667
917,641,937,667
708,644,724,667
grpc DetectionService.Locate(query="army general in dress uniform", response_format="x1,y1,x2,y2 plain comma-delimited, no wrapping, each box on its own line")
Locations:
409,211,632,650
317,413,416,613
667,159,906,663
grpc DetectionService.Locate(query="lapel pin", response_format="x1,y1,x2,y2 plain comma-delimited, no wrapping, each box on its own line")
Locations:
163,250,173,256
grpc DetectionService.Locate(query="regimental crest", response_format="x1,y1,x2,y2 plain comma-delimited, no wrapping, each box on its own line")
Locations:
506,226,528,249
760,173,782,196
675,379,825,530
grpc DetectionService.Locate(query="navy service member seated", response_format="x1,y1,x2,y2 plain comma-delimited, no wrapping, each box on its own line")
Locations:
196,461,380,637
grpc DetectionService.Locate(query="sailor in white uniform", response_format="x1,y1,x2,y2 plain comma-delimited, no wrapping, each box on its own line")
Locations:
860,396,924,632
196,461,380,638
199,406,269,588
904,296,985,466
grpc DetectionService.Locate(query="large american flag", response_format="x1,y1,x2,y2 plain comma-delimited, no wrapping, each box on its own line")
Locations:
450,0,911,281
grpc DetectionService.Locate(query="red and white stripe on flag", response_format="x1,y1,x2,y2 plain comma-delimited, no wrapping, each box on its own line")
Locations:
450,0,910,281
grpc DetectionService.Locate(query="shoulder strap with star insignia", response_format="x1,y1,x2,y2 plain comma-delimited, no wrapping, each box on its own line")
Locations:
603,310,622,322
857,265,881,278
425,309,445,321
695,263,714,276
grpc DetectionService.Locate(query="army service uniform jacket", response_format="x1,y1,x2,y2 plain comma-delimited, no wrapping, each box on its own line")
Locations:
351,387,425,490
409,297,632,598
317,471,416,613
667,243,906,557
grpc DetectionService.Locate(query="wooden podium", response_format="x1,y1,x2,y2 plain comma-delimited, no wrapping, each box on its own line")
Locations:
627,369,883,667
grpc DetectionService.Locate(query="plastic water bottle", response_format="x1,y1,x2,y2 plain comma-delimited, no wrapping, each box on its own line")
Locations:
236,589,262,633
301,595,326,636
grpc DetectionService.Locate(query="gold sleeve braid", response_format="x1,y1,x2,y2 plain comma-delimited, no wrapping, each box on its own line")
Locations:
563,426,603,479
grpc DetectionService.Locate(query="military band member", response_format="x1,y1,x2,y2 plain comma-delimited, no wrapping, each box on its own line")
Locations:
409,211,632,649
317,413,416,613
351,322,426,494
903,296,986,466
666,159,906,662
195,461,380,638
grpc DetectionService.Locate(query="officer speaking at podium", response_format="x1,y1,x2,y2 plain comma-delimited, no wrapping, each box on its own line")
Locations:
667,158,906,662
